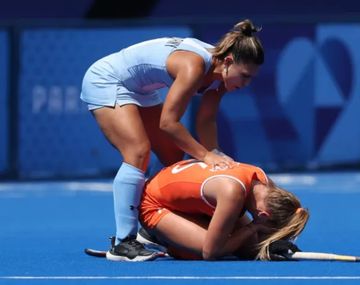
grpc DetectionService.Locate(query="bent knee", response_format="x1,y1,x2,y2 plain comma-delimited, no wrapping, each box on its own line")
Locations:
122,140,151,166
130,140,151,158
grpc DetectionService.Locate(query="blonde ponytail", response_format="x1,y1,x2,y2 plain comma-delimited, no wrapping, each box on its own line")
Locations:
256,181,310,260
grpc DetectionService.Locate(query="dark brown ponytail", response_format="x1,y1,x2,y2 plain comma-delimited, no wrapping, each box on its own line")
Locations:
212,19,264,65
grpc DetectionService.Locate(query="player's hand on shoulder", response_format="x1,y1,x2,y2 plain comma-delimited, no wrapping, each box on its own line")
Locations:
203,151,236,170
211,149,235,163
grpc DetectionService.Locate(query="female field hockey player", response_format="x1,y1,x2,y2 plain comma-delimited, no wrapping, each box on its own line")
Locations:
139,159,309,260
80,19,264,261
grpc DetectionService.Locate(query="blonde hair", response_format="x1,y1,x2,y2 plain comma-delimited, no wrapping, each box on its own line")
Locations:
256,179,309,260
211,19,264,65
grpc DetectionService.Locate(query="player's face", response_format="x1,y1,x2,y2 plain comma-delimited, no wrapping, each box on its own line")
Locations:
222,60,259,91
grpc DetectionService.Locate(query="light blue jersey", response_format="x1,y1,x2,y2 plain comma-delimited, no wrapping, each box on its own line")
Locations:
80,37,219,108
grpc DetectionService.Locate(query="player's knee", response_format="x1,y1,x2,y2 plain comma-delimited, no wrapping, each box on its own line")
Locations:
129,140,151,161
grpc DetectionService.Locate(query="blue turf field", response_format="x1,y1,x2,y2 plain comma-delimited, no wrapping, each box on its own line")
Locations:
1,171,360,285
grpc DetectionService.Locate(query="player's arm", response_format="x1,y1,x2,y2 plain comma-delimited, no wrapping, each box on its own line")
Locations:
196,83,226,151
224,222,266,258
161,51,208,160
202,177,245,260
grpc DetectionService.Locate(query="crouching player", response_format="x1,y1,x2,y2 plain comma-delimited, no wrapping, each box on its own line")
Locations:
138,159,309,260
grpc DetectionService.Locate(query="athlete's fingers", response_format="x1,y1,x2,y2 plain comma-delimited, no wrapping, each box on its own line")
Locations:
211,149,235,167
203,152,235,170
211,149,235,162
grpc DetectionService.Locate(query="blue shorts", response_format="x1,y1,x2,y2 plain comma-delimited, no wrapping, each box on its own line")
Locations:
85,91,163,110
80,61,163,110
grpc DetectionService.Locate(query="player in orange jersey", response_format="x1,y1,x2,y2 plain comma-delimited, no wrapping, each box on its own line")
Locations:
139,159,309,260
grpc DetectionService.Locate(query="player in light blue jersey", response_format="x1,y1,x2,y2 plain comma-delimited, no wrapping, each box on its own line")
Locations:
80,19,264,261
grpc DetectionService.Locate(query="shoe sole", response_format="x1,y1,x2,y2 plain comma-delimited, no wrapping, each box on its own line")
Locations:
106,251,163,262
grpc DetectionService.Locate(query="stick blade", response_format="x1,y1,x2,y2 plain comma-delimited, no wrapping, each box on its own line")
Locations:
84,248,107,258
289,251,360,262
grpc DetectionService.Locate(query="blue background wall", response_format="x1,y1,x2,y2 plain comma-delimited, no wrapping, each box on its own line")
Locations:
17,26,192,178
0,31,9,175
1,0,359,19
209,23,360,170
0,21,359,179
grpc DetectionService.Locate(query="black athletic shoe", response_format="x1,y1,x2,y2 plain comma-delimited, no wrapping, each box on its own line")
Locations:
106,236,160,262
136,227,168,253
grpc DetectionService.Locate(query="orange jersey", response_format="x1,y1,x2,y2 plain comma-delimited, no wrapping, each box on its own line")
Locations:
139,159,268,229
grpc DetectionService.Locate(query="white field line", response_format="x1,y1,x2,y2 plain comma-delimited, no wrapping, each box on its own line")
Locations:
2,275,360,280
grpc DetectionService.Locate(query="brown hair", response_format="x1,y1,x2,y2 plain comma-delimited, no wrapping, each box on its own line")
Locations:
256,179,309,260
211,19,264,65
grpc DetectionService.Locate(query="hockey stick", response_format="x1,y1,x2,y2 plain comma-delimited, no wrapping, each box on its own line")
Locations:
84,248,360,262
288,251,360,262
84,248,107,258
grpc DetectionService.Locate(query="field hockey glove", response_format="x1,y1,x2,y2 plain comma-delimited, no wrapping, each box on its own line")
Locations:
269,240,301,261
